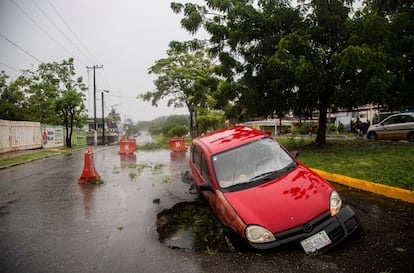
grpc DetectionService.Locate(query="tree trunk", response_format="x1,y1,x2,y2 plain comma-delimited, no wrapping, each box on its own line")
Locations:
315,92,329,145
65,114,73,148
188,106,196,139
65,124,72,148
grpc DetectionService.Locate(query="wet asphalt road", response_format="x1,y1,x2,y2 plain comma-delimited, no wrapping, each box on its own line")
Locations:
0,134,413,273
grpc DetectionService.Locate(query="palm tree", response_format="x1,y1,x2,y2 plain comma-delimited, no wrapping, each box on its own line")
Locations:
108,107,121,124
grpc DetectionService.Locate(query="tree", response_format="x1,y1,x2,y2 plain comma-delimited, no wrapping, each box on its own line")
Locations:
108,107,121,124
334,1,414,111
55,89,86,147
173,0,412,143
139,40,221,136
171,1,304,122
0,71,30,120
273,0,354,144
0,59,87,147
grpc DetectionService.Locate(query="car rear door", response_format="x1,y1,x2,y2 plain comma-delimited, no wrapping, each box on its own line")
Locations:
378,116,400,140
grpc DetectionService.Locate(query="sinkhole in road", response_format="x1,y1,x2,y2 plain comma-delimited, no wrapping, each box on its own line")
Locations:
156,201,230,253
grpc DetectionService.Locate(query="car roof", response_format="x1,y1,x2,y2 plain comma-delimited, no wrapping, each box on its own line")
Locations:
192,125,269,155
384,112,414,120
394,112,414,116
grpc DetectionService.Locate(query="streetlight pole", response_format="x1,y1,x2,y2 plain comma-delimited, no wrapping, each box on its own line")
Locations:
100,90,110,145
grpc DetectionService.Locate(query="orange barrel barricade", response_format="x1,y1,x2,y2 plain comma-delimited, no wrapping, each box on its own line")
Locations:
119,138,136,154
78,148,100,184
169,137,187,152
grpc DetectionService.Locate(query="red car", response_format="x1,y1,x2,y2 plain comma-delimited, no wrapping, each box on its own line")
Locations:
189,126,360,253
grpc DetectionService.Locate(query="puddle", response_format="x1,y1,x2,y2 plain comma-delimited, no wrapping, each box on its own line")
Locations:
164,228,195,250
156,201,228,253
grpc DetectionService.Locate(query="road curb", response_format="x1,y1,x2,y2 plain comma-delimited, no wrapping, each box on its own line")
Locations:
311,168,414,204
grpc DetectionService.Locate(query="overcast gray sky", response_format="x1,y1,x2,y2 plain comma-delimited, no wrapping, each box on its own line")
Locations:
0,0,204,122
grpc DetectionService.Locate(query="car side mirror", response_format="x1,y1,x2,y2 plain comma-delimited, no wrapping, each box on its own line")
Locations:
291,150,299,158
199,183,215,193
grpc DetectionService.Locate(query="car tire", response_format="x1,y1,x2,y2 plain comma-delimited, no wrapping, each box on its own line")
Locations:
367,132,377,140
408,133,414,142
223,227,245,253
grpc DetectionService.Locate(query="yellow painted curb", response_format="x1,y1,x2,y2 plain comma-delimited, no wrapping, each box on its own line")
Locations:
310,168,414,204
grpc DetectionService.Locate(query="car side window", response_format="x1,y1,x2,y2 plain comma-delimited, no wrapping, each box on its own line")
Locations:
383,117,395,125
406,115,414,122
399,115,407,123
201,154,211,183
192,145,212,183
193,145,201,169
399,115,414,123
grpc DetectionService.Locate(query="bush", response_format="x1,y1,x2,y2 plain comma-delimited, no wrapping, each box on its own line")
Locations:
337,122,345,133
292,125,304,135
281,126,291,134
167,125,189,137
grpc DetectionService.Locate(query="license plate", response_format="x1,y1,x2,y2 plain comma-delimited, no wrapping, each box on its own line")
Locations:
300,230,332,253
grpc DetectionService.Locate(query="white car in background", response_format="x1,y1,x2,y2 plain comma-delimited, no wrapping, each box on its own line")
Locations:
367,112,414,142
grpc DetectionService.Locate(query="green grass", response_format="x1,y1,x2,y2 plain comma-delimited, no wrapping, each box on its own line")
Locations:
279,138,414,191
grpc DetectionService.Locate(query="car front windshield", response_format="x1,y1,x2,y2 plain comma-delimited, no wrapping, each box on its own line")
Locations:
212,137,295,190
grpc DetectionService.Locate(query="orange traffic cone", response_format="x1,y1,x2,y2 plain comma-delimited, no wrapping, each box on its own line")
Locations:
78,148,100,184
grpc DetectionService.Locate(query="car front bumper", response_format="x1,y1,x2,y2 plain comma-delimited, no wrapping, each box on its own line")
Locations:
248,205,360,251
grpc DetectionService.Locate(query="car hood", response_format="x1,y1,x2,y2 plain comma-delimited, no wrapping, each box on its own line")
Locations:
368,124,380,131
223,165,333,233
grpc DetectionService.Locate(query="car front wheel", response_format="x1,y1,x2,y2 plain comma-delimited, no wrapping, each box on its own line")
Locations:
408,133,414,142
367,132,377,140
223,227,246,252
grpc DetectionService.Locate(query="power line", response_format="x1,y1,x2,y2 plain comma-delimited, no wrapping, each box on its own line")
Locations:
31,0,93,65
105,94,138,99
45,1,113,96
98,69,112,91
9,0,85,65
0,61,20,73
0,33,43,63
47,0,101,65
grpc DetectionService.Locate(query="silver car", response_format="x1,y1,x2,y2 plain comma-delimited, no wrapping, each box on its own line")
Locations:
367,112,414,142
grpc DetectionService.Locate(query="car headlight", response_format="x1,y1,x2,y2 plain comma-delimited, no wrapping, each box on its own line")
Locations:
245,225,276,243
330,190,342,216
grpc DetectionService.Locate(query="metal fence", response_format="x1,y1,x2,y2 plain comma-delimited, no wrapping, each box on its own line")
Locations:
0,119,87,154
0,119,42,153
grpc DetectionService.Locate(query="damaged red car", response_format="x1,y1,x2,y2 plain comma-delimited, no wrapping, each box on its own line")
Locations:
189,126,360,253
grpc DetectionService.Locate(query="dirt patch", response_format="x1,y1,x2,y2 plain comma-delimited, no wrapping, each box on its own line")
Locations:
156,201,228,253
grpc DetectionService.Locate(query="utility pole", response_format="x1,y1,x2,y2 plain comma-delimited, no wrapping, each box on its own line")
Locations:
86,65,103,145
99,90,110,145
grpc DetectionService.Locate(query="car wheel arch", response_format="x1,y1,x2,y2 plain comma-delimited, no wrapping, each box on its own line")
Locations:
408,132,414,142
223,226,247,252
367,131,377,140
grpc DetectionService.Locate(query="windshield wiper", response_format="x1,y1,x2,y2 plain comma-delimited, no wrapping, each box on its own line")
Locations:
225,163,298,191
249,171,276,182
249,163,297,182
226,172,275,191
